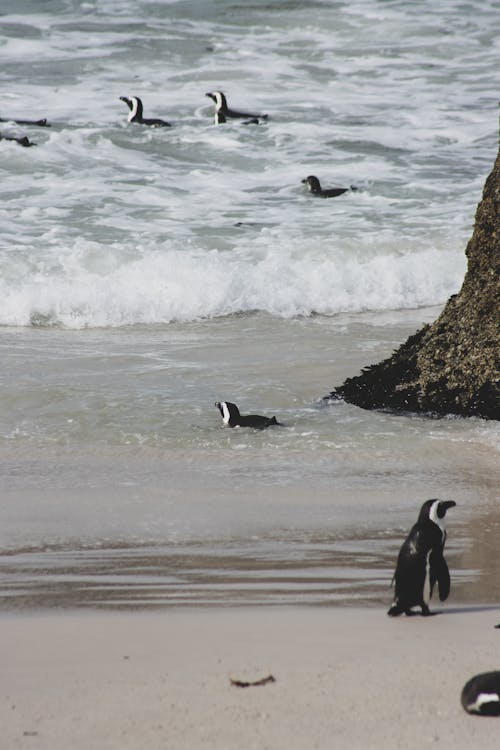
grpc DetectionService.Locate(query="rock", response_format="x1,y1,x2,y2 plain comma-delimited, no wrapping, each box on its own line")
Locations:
329,146,500,420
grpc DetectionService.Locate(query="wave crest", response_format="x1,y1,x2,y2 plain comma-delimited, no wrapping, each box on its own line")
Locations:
0,238,465,329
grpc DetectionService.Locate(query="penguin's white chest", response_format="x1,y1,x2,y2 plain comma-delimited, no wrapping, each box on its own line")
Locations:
221,402,231,425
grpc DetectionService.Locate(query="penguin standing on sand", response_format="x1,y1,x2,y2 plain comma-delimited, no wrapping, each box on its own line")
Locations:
388,498,456,616
215,401,281,429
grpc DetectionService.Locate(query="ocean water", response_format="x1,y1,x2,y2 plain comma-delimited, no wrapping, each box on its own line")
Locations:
0,0,499,609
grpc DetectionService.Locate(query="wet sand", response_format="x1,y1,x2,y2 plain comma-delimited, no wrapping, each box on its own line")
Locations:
2,606,500,749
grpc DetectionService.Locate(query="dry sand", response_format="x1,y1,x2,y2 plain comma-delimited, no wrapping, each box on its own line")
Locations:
2,606,500,749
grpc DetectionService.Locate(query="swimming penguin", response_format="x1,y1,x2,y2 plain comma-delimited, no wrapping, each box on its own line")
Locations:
215,401,281,429
0,116,49,127
387,498,456,617
0,133,35,147
119,96,171,127
461,672,500,716
302,175,358,198
205,91,268,125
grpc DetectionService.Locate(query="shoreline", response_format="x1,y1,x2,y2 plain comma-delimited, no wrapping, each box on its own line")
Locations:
3,605,500,749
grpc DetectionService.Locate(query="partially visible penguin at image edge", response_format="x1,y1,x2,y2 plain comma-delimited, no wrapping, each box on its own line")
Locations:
461,672,500,716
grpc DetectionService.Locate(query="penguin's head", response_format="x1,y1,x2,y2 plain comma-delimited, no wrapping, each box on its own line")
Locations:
302,175,322,193
420,499,456,535
120,96,142,121
215,400,240,426
205,91,227,112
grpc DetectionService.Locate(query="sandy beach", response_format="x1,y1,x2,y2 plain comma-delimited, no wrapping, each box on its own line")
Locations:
1,3,499,749
2,606,500,749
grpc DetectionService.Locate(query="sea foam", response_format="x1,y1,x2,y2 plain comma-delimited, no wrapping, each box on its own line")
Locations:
0,236,465,328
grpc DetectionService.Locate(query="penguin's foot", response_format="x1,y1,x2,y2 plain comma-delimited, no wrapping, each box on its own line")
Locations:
387,604,404,617
421,604,437,616
388,603,427,617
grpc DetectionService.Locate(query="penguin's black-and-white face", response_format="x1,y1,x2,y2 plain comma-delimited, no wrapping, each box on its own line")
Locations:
302,176,322,193
423,498,456,539
205,91,226,112
215,400,242,426
120,96,142,122
215,400,239,426
219,401,230,425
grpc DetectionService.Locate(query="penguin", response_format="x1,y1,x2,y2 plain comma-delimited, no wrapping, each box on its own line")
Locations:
0,133,35,147
215,401,281,429
0,116,49,127
387,498,456,617
119,96,171,127
205,91,268,125
461,672,500,716
302,175,358,198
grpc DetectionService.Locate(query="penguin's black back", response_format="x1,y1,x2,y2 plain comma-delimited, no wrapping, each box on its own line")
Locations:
0,116,49,127
237,414,279,429
393,522,442,598
389,519,448,614
461,672,500,716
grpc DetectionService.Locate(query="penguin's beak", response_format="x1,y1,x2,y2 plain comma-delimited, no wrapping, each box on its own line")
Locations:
119,96,129,104
442,500,457,511
205,92,215,101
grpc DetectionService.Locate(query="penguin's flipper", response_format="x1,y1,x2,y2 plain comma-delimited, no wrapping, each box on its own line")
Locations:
430,550,451,602
437,559,451,601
